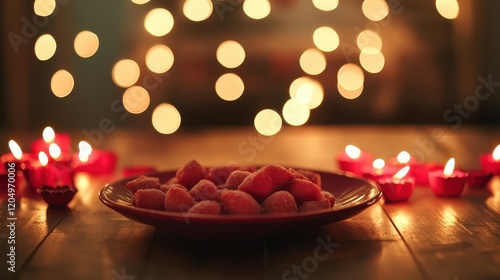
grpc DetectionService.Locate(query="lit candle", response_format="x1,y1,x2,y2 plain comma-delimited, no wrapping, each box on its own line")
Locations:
378,166,415,202
388,151,416,167
1,140,32,171
480,144,500,175
73,141,117,175
428,158,468,197
336,145,373,176
23,152,49,191
363,159,396,182
31,126,72,156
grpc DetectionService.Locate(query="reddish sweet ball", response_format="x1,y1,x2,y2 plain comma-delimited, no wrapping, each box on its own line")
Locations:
175,160,207,190
126,175,161,194
189,179,219,201
132,189,165,211
288,178,323,206
165,186,194,212
262,191,297,214
221,170,252,190
220,190,262,214
238,164,294,202
298,199,331,212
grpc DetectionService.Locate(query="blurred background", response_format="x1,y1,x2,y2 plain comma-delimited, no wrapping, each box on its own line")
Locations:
1,0,499,135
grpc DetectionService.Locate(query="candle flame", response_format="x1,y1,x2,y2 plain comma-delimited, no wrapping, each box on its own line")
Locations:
43,126,56,143
345,145,361,159
493,144,500,161
8,140,23,160
443,158,455,178
48,143,62,160
372,158,385,170
78,141,92,163
396,151,411,164
38,152,48,167
393,166,410,180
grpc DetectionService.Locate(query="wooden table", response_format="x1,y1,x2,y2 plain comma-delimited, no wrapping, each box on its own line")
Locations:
1,125,499,280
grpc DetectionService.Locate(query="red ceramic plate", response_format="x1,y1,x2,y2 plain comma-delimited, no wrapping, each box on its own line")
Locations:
99,169,381,239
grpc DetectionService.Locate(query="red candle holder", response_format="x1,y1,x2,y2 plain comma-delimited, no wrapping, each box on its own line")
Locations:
466,170,493,188
480,154,500,175
428,158,468,197
336,145,372,176
22,161,46,191
38,185,77,207
409,162,443,185
73,150,117,175
44,162,75,187
362,160,397,183
1,153,33,172
378,167,415,203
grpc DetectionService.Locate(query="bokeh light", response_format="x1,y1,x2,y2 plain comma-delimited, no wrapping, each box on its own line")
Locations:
51,70,74,98
337,82,364,100
34,0,56,17
289,77,324,109
216,40,245,69
243,0,271,20
359,48,385,73
131,0,150,4
254,109,282,136
183,0,213,22
123,86,150,114
357,30,383,52
34,34,57,61
145,44,174,74
215,73,244,101
337,63,364,91
74,30,99,58
362,0,390,22
312,0,339,11
144,8,174,37
112,59,140,88
436,0,459,20
152,103,181,134
299,48,327,75
313,26,339,52
283,99,310,126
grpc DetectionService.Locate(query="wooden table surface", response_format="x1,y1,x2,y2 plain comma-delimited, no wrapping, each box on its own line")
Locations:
1,125,500,280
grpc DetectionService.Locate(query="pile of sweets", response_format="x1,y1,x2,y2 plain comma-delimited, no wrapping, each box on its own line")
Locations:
127,160,335,215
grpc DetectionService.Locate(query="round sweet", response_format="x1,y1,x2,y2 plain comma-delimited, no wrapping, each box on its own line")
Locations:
220,190,262,214
187,200,223,214
164,186,194,212
262,191,297,214
132,189,165,210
